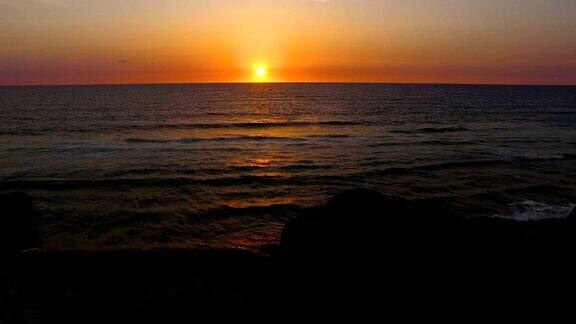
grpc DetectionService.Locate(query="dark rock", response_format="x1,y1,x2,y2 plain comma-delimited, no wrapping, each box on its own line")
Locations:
281,189,575,265
281,189,457,260
569,206,576,219
0,192,39,254
279,189,576,312
281,189,388,257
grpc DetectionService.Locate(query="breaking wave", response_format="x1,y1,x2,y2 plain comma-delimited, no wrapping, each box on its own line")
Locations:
498,201,575,222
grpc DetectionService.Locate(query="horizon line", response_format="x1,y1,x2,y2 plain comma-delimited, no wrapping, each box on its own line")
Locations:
1,81,575,87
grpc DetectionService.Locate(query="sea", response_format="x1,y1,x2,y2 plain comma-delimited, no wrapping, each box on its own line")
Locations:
1,83,575,251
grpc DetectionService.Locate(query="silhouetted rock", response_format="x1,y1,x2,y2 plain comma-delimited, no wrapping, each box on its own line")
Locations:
281,189,393,258
278,190,576,313
282,189,463,257
570,206,576,219
281,189,575,266
0,192,39,254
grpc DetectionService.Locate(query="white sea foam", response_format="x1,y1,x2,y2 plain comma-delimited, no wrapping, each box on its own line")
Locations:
499,150,565,162
498,201,574,222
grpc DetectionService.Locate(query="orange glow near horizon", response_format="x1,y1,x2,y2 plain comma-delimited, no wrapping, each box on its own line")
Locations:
1,1,575,85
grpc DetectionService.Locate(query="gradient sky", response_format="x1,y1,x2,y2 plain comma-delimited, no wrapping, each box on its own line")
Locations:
1,0,575,85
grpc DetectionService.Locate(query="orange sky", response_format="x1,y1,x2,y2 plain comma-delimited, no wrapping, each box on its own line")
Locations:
1,0,575,85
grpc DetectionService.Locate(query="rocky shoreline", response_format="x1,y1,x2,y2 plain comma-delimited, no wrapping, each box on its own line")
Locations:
1,190,575,322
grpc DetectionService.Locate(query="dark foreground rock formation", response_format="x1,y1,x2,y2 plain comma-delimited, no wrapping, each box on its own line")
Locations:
281,189,576,261
279,189,576,315
0,192,38,255
1,190,575,322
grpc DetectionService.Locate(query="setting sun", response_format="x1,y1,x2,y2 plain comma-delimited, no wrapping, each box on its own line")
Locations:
253,65,268,82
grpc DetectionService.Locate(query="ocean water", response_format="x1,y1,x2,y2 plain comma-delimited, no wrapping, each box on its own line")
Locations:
1,84,575,251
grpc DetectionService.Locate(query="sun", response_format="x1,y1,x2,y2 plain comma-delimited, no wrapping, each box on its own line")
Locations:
253,65,268,82
256,67,266,77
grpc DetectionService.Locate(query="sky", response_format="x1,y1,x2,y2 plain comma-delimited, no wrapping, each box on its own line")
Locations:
1,0,575,85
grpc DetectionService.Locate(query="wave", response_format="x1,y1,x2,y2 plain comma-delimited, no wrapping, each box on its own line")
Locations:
3,152,573,191
358,160,393,167
305,134,350,139
390,126,469,134
277,164,334,171
0,131,20,136
0,175,329,190
362,159,510,177
126,135,305,144
367,139,480,147
0,159,511,190
0,177,263,190
40,146,127,154
126,134,353,144
524,110,576,115
2,121,363,136
351,162,470,177
0,130,43,136
138,120,362,131
504,184,565,196
420,159,513,170
497,201,575,222
501,152,575,162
